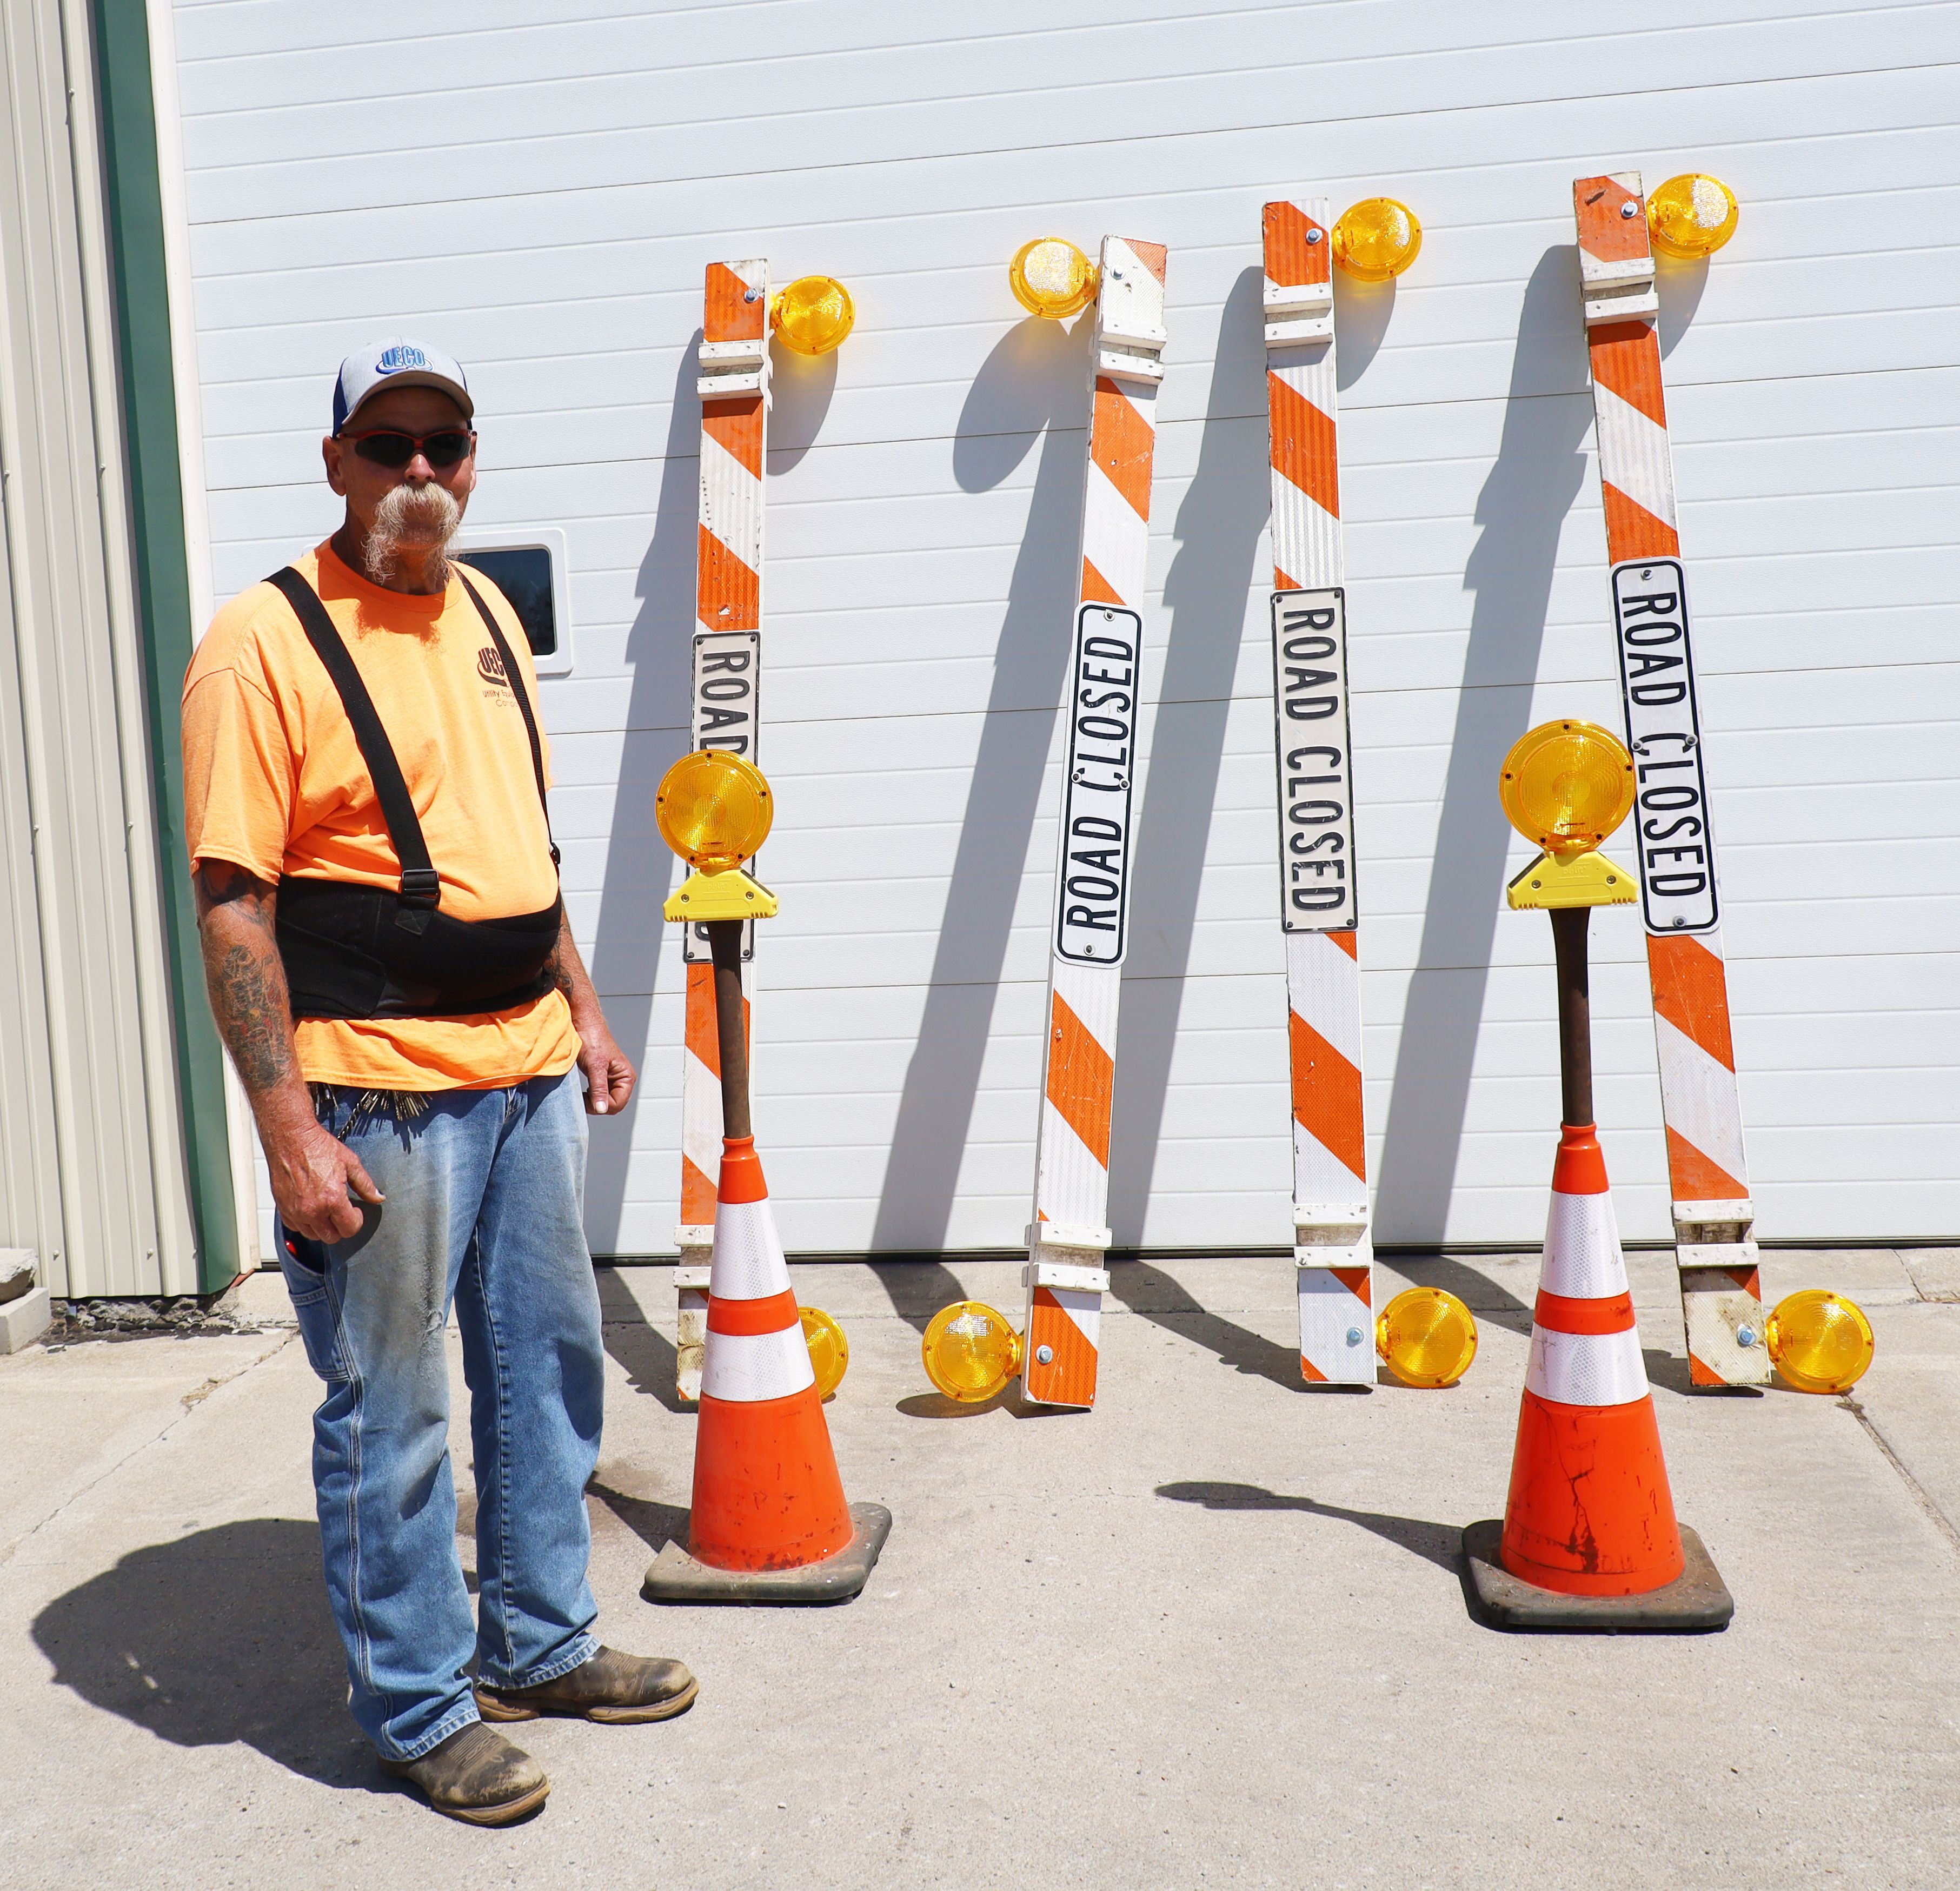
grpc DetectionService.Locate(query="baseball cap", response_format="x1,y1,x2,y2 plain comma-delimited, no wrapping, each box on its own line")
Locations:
331,338,474,433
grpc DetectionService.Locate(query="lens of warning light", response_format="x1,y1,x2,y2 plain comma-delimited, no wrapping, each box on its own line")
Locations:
1332,198,1421,281
1765,1290,1874,1395
1009,237,1098,318
773,275,855,355
800,1306,850,1398
1375,1287,1478,1387
654,749,773,870
1498,720,1636,855
921,1300,1023,1402
1647,174,1739,260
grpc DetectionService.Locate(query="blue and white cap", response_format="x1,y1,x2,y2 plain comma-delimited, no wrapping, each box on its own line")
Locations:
331,337,474,433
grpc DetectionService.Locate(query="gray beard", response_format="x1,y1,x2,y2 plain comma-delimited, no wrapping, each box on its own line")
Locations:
363,482,461,588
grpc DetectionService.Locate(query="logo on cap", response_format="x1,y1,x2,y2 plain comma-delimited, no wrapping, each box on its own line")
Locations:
376,344,428,374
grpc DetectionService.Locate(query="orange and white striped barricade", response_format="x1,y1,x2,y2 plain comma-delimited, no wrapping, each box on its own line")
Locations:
676,257,769,1395
1020,237,1168,1409
1261,198,1374,1386
1571,175,1766,1389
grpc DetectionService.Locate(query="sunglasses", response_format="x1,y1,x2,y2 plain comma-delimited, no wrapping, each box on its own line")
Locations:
338,427,475,469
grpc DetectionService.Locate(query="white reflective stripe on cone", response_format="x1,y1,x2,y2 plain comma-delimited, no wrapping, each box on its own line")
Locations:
1540,1191,1631,1301
1525,1325,1649,1408
708,1198,792,1302
701,1324,816,1403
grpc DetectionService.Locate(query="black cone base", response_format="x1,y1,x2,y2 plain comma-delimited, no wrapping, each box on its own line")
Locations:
1461,1519,1733,1632
642,1502,892,1606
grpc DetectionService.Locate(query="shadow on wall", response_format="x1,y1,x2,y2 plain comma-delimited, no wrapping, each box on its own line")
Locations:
32,1520,381,1793
1372,246,1594,1243
1108,264,1272,1246
865,313,1092,1319
581,340,701,1257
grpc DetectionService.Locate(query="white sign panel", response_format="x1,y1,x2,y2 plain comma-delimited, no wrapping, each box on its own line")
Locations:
1270,588,1358,933
685,628,762,962
1054,605,1141,966
1610,559,1720,935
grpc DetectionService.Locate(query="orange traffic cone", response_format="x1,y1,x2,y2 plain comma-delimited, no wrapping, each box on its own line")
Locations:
642,1138,891,1603
1464,1125,1732,1629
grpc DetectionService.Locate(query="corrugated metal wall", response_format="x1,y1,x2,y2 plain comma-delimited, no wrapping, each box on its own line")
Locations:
0,0,201,1297
170,0,1960,1253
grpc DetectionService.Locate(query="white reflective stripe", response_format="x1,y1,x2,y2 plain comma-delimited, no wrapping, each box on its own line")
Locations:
1049,1285,1101,1345
1539,1191,1630,1301
680,1046,721,1186
701,1324,815,1403
709,1197,791,1302
1285,929,1361,1071
1526,1325,1649,1408
1592,382,1676,529
1653,1014,1750,1191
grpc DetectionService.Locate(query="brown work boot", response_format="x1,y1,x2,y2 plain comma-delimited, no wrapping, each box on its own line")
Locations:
475,1645,699,1725
377,1722,549,1826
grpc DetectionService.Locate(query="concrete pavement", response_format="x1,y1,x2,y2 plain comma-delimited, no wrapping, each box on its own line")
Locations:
2,1246,1956,1888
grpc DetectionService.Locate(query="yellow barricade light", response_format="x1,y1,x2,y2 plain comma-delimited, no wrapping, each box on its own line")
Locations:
1375,1287,1478,1387
801,1306,849,1399
656,749,779,922
1647,174,1739,261
1500,719,1638,911
1009,237,1098,319
1333,198,1421,282
921,1300,1023,1403
773,275,855,356
1765,1290,1875,1395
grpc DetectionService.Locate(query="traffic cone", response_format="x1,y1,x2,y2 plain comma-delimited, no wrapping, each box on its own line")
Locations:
642,1137,891,1603
1463,1124,1732,1629
1502,1125,1681,1593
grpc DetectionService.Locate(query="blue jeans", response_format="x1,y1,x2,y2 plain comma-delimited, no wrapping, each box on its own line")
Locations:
277,1072,604,1760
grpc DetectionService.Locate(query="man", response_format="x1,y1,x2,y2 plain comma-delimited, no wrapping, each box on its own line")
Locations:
182,340,693,1827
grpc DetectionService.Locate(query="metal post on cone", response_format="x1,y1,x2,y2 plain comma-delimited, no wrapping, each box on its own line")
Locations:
642,750,892,1605
1460,719,1733,1631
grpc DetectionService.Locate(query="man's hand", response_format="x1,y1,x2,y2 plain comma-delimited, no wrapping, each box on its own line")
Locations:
547,910,635,1114
263,1113,386,1244
194,859,385,1244
576,1017,636,1116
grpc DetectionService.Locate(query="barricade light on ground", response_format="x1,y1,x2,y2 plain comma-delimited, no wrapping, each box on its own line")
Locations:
657,749,779,922
1765,1290,1875,1395
1647,174,1739,260
1332,199,1421,281
921,1300,1023,1403
773,275,855,355
1375,1287,1478,1387
801,1306,850,1399
1009,237,1098,319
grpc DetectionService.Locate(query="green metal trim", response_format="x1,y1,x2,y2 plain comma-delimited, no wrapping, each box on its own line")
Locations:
91,0,241,1291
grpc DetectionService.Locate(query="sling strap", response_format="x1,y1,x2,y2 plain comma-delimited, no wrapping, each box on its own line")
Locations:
265,563,559,920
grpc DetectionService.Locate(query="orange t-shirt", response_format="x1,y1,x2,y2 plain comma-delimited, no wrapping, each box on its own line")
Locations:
181,542,582,1091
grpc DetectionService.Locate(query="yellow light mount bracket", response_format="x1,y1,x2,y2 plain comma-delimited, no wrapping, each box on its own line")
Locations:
662,864,778,923
1506,846,1637,911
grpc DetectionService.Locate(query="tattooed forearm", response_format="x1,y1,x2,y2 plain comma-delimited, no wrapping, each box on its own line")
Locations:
194,862,305,1108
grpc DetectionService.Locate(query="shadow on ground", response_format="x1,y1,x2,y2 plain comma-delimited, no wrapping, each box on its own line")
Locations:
1108,1263,1305,1392
1155,1479,1461,1574
31,1519,382,1793
597,1270,690,1415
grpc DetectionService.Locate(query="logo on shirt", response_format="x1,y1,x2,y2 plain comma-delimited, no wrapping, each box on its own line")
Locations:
477,645,511,689
375,344,428,374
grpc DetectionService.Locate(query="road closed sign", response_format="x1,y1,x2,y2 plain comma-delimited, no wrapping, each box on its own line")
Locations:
1269,588,1358,933
1055,605,1141,966
1611,559,1720,935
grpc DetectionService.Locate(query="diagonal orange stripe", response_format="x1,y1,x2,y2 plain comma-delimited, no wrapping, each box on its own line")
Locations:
1331,1266,1371,1305
1268,372,1339,520
1289,1011,1365,1184
685,962,720,1076
1300,1355,1329,1383
1027,1287,1099,1404
1091,377,1154,521
1047,993,1113,1167
704,261,764,342
1589,322,1667,428
1647,933,1736,1071
1273,565,1301,592
1121,238,1167,284
697,524,760,630
1080,555,1124,607
1665,1126,1748,1205
1573,177,1650,265
1262,200,1330,288
681,1153,717,1223
1328,928,1358,961
702,396,763,477
1600,482,1679,563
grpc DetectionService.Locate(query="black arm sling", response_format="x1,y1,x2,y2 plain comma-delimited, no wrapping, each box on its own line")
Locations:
265,565,563,1021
